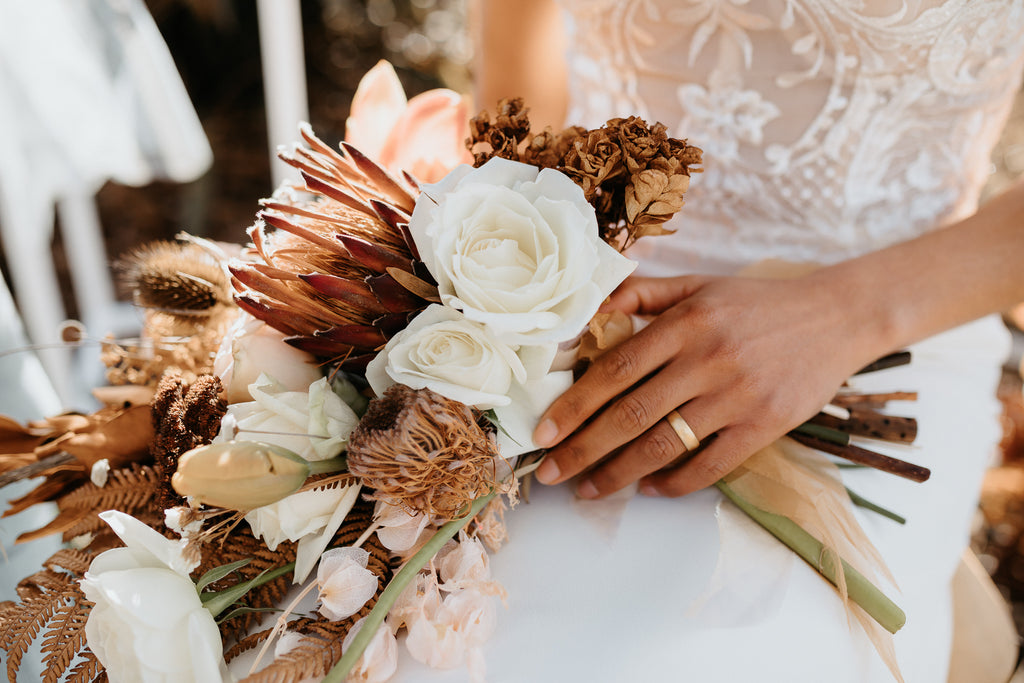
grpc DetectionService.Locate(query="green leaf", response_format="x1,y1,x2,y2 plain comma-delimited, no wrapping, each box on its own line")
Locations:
201,561,296,618
845,487,906,525
484,409,522,447
215,606,283,625
196,559,252,593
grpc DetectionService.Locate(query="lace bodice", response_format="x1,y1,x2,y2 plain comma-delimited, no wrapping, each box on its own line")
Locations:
558,0,1024,274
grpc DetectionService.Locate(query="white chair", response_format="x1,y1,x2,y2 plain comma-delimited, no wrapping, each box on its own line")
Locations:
0,0,213,408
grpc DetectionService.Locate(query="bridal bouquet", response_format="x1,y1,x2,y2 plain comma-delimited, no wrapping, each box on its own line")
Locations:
0,62,917,683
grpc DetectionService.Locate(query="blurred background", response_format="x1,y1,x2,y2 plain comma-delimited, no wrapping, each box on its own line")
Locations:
1,0,1024,667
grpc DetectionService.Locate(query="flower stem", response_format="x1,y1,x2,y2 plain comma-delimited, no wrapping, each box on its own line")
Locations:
203,561,296,618
308,456,348,475
715,480,905,634
323,490,498,683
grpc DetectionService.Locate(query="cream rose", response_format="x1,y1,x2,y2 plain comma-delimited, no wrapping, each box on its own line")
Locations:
213,311,323,404
365,304,527,410
214,374,359,462
410,156,636,346
80,511,229,683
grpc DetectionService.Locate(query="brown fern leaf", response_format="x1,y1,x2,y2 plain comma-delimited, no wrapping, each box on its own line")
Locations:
16,465,161,544
42,549,94,576
41,599,90,683
14,568,74,602
2,593,59,683
65,649,104,683
195,525,299,643
238,515,393,679
241,630,346,683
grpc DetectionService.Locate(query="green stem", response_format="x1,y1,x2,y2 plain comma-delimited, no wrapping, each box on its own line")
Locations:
323,491,498,683
845,487,906,525
204,561,296,618
308,456,348,475
715,480,905,634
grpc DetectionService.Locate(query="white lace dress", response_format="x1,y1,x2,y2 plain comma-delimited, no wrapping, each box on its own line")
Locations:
391,2,1024,681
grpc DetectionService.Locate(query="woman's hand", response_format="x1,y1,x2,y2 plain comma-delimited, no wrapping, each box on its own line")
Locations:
531,272,885,498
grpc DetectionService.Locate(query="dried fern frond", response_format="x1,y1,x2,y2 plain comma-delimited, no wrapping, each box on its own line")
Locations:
0,549,97,683
14,465,161,545
227,498,392,682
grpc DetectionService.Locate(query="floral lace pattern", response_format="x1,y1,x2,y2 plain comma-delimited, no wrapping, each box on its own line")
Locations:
559,0,1024,272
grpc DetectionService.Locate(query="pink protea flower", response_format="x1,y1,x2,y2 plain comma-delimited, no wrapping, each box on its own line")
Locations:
346,60,472,184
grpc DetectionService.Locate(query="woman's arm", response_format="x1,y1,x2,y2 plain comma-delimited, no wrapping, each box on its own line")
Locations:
532,178,1024,498
469,0,569,130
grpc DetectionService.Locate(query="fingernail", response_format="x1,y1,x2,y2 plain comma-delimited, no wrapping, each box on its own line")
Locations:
533,419,559,448
576,479,598,499
639,484,662,497
535,458,560,484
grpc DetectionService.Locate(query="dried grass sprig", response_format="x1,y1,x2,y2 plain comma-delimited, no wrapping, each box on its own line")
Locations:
346,385,499,520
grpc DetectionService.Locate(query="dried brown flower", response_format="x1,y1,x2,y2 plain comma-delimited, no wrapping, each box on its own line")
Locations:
468,102,702,251
346,385,499,520
151,371,227,508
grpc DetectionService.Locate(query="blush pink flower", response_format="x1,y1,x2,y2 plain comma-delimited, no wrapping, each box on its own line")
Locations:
345,60,472,184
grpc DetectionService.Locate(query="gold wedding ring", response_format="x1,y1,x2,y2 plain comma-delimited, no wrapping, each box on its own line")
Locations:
666,410,701,452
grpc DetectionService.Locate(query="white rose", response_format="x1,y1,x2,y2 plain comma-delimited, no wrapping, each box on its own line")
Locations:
365,304,527,410
215,374,359,461
214,312,323,404
80,511,229,683
410,156,636,346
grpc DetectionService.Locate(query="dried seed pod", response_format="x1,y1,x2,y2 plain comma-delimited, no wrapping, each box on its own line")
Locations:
346,385,498,520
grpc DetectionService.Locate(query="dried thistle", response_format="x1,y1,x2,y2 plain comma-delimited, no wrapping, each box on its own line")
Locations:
117,240,232,315
346,385,499,521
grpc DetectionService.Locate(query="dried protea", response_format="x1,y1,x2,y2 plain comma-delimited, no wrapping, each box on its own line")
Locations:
346,385,499,520
230,125,438,371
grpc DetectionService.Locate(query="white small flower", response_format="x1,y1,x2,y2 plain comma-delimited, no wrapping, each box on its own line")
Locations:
214,374,359,462
404,588,497,681
90,459,110,487
316,547,379,621
373,501,433,553
164,506,204,537
342,617,399,683
438,532,491,588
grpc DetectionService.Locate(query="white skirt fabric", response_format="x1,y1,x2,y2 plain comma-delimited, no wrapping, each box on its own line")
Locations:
390,314,1010,683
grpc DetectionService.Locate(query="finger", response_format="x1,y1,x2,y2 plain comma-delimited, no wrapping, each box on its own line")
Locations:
533,312,691,451
639,426,764,497
576,400,715,498
601,275,706,316
538,360,701,485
